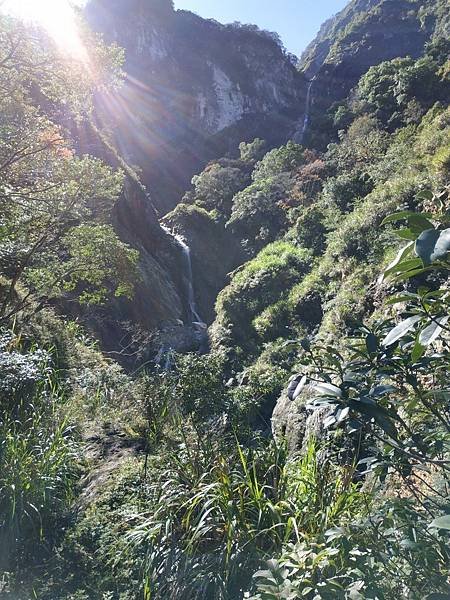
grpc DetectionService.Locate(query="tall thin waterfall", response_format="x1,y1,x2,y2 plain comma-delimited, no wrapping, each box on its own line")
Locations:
296,76,316,144
161,225,205,326
174,234,205,325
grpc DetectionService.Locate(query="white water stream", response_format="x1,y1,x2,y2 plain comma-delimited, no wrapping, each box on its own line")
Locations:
161,225,205,327
174,233,205,326
294,76,316,144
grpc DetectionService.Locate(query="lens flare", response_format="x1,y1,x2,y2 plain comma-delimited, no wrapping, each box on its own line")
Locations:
2,0,88,63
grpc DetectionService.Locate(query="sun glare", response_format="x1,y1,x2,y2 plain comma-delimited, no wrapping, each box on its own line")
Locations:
2,0,89,62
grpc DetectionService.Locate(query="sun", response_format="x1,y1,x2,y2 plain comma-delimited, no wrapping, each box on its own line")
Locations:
2,0,88,62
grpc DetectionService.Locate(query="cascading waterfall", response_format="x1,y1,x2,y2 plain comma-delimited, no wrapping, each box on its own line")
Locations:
173,233,205,326
160,225,205,326
155,225,207,370
295,75,316,144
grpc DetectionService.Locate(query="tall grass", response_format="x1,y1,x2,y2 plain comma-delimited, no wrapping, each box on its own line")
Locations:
0,341,78,572
126,431,360,600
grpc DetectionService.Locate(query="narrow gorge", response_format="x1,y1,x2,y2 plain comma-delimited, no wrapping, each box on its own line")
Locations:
1,0,449,598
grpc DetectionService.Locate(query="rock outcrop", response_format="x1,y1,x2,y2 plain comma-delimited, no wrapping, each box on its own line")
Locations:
298,0,448,144
86,0,307,213
79,0,448,360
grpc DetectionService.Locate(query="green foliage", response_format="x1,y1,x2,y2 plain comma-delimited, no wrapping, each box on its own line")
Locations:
356,56,445,129
188,163,249,219
0,334,78,571
0,13,135,322
227,177,290,254
213,242,312,356
290,205,328,256
2,3,450,598
124,436,358,600
27,224,139,305
258,198,450,598
326,115,389,174
239,138,268,163
322,172,373,213
252,141,305,182
250,497,450,599
171,352,227,418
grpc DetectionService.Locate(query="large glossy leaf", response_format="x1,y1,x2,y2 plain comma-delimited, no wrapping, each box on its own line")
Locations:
408,214,435,234
381,210,433,226
351,397,398,439
384,257,423,278
382,315,421,346
429,515,450,531
396,228,418,241
393,266,432,282
369,384,396,397
419,316,449,346
365,332,378,354
292,375,308,400
383,242,414,279
415,228,450,265
314,382,342,398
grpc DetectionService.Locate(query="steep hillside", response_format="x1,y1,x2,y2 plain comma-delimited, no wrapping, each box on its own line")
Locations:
299,0,449,145
86,0,307,213
75,0,449,350
1,1,450,599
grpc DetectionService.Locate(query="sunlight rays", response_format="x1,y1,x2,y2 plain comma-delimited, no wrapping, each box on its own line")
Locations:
2,0,89,63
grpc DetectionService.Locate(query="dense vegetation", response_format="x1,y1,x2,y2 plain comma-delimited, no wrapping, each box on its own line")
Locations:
0,2,449,599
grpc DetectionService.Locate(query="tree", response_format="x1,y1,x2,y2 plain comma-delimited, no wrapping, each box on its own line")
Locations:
239,138,267,163
0,13,137,321
252,141,305,182
356,57,443,128
227,177,289,254
188,163,249,219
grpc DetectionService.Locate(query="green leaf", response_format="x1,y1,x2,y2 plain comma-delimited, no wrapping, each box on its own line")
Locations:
383,242,413,279
351,398,398,439
393,266,432,282
382,315,421,346
419,316,449,346
407,214,435,234
314,382,342,398
415,228,450,266
411,339,425,362
385,294,417,305
416,190,433,201
382,211,432,225
365,332,378,354
292,375,308,400
396,229,418,241
369,384,396,397
384,257,422,278
429,515,450,531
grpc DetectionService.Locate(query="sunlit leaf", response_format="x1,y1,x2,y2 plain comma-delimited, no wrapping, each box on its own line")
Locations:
415,228,450,265
382,315,421,346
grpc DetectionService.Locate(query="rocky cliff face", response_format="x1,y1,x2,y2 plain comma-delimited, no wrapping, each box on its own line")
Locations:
299,0,448,144
81,0,448,360
86,0,307,213
78,0,311,354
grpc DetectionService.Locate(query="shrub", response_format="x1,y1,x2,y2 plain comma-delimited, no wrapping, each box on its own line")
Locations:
214,242,312,355
188,163,249,219
252,142,305,182
227,177,290,254
0,337,78,571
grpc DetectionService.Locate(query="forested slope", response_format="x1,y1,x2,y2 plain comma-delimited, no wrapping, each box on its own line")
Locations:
0,1,449,599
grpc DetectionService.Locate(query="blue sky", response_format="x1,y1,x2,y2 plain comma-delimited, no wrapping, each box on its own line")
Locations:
174,0,349,57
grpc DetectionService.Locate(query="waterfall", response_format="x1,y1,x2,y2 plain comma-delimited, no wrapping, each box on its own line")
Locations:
161,225,205,326
295,76,316,144
174,233,205,326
